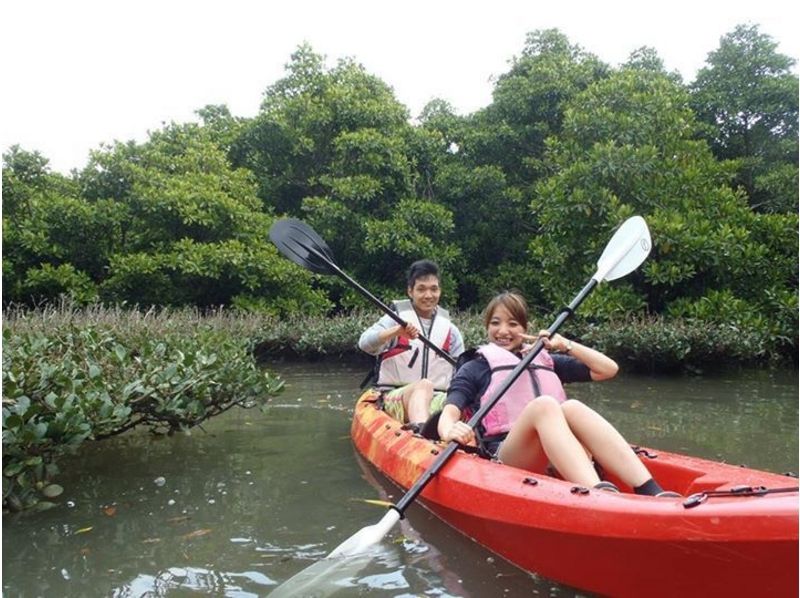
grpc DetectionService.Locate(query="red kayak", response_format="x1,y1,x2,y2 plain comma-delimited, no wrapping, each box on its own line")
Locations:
351,390,799,597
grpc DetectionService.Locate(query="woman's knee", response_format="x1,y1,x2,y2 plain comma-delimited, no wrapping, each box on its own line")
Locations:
523,395,562,418
561,399,589,417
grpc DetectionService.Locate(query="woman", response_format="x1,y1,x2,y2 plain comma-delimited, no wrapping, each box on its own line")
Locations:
437,291,677,496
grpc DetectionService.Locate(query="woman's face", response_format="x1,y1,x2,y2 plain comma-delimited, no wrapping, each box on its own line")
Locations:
487,305,526,353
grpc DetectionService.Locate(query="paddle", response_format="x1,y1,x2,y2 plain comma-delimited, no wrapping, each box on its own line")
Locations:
325,215,652,559
269,218,456,366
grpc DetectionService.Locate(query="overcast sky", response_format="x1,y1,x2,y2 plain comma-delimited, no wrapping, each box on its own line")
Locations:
2,0,797,174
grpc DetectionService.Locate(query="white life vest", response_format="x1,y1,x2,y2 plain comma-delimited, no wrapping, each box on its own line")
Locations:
478,343,567,437
376,300,455,391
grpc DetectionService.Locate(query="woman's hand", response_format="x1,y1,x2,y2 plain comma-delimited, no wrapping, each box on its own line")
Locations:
518,330,570,354
441,420,477,447
438,405,477,447
521,330,619,380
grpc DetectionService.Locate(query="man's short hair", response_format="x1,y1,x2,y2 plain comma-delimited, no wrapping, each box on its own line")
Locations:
406,260,440,288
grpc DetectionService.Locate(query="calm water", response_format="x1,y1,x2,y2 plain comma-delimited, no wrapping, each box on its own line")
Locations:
3,360,798,597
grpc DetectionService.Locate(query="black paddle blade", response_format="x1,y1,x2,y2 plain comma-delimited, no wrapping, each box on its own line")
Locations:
269,218,336,275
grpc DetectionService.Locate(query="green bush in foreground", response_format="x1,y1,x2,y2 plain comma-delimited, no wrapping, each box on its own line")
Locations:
2,305,284,512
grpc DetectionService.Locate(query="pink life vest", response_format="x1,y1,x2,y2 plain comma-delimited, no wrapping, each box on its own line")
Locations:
478,343,568,437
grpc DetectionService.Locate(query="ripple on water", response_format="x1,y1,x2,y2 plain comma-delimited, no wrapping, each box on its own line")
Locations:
112,566,278,597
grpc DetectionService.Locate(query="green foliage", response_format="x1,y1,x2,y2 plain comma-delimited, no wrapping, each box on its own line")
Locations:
527,66,798,351
100,238,331,313
255,309,377,358
690,24,799,213
234,43,410,215
21,263,98,305
419,30,610,307
251,309,793,370
232,44,462,307
580,315,780,373
2,29,797,359
473,29,609,182
3,122,328,315
2,146,105,305
2,305,285,511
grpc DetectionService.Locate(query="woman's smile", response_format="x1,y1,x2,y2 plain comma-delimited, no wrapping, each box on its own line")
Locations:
487,305,525,352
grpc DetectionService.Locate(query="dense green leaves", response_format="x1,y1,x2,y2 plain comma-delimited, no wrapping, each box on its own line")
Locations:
2,26,797,350
691,24,799,213
528,66,797,346
4,124,329,315
2,308,285,511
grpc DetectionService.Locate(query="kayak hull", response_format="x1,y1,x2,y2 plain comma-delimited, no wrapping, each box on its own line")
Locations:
350,390,799,597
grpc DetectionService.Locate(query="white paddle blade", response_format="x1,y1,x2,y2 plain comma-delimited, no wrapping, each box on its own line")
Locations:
326,509,401,559
267,552,374,598
593,216,651,282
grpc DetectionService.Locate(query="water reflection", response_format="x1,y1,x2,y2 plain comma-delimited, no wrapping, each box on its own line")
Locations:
115,567,276,597
3,360,796,597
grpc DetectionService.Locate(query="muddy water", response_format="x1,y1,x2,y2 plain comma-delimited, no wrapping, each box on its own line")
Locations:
3,361,797,597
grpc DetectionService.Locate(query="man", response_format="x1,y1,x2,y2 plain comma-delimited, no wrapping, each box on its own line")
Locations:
358,260,464,431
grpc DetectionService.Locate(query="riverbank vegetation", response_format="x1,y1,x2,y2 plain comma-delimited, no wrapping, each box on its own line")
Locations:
3,24,798,511
3,303,789,511
2,305,283,512
3,26,797,346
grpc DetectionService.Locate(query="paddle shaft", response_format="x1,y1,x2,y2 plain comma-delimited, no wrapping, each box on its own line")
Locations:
303,243,456,366
394,278,598,514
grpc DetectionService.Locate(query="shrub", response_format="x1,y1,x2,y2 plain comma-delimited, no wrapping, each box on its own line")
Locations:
2,304,284,512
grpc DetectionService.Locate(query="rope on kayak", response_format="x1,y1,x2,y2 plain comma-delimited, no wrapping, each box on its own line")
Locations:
683,485,799,509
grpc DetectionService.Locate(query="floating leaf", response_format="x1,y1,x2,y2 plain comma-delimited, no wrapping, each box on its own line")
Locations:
181,528,212,540
349,498,393,508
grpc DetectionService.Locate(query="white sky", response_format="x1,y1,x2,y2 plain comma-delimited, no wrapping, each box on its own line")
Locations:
1,0,798,174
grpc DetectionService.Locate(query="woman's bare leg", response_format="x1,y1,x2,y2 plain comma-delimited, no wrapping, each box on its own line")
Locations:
561,400,651,488
498,396,601,487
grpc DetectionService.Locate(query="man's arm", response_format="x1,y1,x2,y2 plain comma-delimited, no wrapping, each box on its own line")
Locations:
358,314,420,355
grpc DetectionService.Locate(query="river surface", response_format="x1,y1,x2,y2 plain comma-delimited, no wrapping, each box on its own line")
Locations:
3,360,798,597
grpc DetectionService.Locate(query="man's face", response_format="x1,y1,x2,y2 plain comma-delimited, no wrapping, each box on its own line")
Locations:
407,275,441,318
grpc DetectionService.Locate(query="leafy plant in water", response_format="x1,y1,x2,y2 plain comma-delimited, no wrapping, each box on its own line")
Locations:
2,317,284,512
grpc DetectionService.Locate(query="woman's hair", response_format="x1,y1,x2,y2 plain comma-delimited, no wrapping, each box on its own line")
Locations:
482,291,529,329
406,260,440,288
